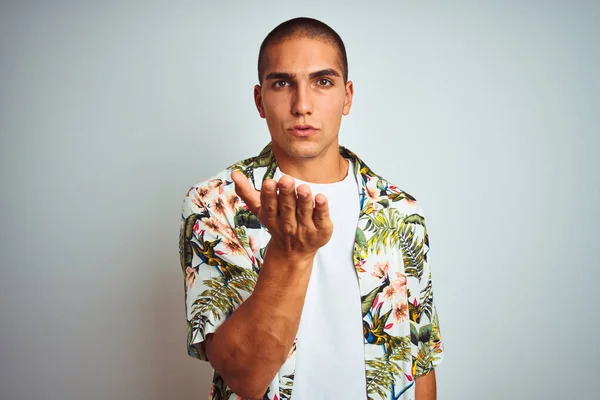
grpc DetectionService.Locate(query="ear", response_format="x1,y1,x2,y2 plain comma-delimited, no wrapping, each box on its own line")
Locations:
342,80,354,116
254,84,266,118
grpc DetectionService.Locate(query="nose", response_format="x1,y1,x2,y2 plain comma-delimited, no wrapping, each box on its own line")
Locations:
291,83,313,116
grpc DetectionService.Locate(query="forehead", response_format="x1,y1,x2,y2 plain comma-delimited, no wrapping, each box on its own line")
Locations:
263,37,342,76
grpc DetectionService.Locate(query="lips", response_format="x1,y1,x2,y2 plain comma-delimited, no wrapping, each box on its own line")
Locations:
287,124,318,137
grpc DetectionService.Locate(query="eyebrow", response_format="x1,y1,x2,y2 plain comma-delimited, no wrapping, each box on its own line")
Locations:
309,68,341,79
264,68,341,81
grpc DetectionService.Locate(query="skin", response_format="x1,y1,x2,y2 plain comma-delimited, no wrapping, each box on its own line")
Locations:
415,370,437,399
203,36,436,400
204,173,332,399
254,37,353,183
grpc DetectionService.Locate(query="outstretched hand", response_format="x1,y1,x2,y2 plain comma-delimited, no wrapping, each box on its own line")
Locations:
231,170,333,257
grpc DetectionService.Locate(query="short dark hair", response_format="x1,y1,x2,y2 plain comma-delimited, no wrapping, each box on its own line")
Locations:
257,17,348,84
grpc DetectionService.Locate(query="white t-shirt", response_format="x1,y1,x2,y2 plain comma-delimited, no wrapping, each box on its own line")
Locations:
292,160,367,400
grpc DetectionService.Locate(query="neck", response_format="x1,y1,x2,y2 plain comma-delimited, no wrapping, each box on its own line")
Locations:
272,142,349,184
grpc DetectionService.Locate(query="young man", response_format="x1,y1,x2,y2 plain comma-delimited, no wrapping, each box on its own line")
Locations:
179,17,443,400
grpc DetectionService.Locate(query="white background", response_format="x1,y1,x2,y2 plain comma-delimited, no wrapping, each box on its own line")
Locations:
1,1,598,399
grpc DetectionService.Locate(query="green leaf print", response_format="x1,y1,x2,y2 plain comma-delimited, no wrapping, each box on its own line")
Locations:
377,199,389,208
403,213,427,237
366,358,398,399
418,324,432,344
388,335,412,363
419,280,434,321
361,286,381,317
279,373,294,400
414,312,442,376
191,264,257,321
365,335,412,399
234,209,261,229
398,224,424,280
355,228,368,250
180,214,199,271
366,356,403,399
363,208,404,254
410,323,419,346
212,373,235,400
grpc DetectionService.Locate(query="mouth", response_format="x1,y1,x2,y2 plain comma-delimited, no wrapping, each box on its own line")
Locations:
287,124,318,137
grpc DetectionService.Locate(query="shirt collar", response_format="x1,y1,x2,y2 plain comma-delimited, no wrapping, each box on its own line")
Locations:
231,142,382,196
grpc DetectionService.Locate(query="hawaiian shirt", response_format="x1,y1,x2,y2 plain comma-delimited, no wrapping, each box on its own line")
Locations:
179,143,444,400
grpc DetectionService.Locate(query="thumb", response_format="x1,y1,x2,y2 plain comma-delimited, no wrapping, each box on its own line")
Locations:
231,170,261,214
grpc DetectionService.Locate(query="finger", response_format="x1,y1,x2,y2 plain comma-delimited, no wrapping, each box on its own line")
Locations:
312,193,332,231
277,175,297,234
260,179,279,229
295,184,314,227
231,170,261,214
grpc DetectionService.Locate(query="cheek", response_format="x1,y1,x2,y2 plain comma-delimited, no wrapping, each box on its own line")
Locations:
320,91,346,111
263,95,289,118
319,97,345,124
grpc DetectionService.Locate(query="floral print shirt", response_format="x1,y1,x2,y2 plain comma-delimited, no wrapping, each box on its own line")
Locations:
179,143,444,400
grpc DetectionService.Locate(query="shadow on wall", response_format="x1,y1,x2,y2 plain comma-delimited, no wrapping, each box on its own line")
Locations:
149,248,214,399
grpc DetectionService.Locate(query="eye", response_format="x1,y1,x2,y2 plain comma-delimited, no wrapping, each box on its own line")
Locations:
273,80,290,88
317,78,333,86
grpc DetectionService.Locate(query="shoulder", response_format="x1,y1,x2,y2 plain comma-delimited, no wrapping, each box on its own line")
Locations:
341,145,421,210
181,145,264,222
347,152,423,216
351,154,429,248
181,167,235,215
181,144,277,216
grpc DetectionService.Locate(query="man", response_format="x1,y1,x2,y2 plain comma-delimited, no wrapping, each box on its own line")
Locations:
179,17,443,400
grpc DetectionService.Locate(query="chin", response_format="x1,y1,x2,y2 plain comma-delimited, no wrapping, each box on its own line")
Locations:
284,141,323,159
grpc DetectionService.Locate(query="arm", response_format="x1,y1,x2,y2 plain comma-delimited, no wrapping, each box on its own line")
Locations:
204,245,313,398
204,172,333,399
415,369,437,400
410,207,443,394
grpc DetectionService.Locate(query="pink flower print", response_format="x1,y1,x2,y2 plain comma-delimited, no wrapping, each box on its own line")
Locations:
223,226,238,242
382,285,396,301
404,196,418,211
196,186,210,200
392,301,409,323
226,192,241,212
371,261,389,279
193,186,210,208
203,217,219,233
203,217,228,235
185,267,197,289
248,235,258,254
391,273,408,295
208,179,225,195
373,293,381,310
366,185,379,202
211,197,227,216
223,238,245,255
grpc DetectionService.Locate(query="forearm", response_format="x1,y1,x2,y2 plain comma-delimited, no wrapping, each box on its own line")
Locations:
206,245,314,398
415,370,437,400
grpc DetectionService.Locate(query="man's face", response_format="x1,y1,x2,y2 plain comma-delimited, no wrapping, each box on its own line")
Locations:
254,37,353,162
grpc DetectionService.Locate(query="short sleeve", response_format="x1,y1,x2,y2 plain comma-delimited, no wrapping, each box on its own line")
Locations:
411,208,444,377
178,185,258,361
